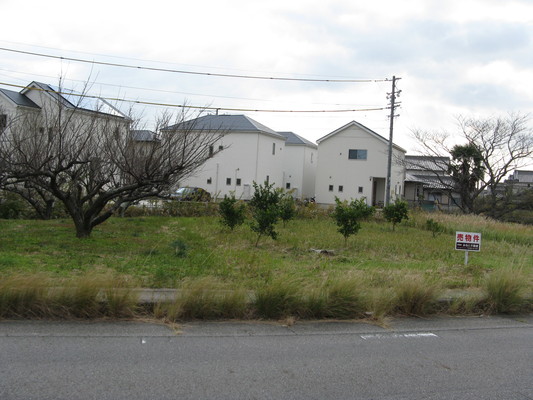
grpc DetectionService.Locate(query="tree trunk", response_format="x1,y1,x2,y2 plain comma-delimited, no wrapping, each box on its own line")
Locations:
74,220,93,238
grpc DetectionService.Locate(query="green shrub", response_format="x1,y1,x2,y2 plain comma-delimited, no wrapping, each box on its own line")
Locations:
332,198,374,245
425,218,445,237
382,199,409,230
249,182,282,246
218,194,246,230
0,193,27,219
170,239,188,257
279,194,296,226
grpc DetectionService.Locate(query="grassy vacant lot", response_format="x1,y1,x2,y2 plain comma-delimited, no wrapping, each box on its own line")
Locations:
0,210,531,320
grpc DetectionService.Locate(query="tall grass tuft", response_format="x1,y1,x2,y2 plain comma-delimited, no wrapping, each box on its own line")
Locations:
0,273,138,319
483,268,529,314
323,279,368,319
393,277,441,316
253,279,303,319
157,277,248,321
253,279,370,320
0,274,48,318
368,288,396,319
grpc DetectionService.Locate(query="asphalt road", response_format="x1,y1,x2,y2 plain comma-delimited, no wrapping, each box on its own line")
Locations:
0,315,531,400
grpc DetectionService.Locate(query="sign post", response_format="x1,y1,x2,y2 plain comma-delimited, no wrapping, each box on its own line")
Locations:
455,232,481,265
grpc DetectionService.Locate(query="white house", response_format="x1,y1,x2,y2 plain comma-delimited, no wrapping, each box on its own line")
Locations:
315,121,406,206
0,81,128,135
278,131,317,200
163,114,287,200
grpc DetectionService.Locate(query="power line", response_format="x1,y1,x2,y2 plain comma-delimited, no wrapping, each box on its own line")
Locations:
0,67,383,108
0,47,388,83
0,40,372,81
0,82,387,114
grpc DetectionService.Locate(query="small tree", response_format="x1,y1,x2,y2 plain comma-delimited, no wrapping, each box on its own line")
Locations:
249,182,281,246
449,143,485,213
218,194,246,231
279,193,296,226
332,197,374,245
382,199,409,231
425,218,445,238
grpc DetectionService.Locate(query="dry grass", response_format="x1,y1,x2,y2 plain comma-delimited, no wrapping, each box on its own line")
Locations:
483,268,530,314
154,277,248,321
393,276,441,316
0,272,138,319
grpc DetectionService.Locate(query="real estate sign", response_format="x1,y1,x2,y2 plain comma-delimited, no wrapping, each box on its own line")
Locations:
455,231,481,252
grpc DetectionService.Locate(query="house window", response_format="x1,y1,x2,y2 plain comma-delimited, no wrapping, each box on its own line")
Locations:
226,178,231,185
328,185,334,192
236,178,241,186
0,114,6,131
218,145,224,151
272,143,276,155
338,185,343,192
310,153,314,163
209,145,214,157
207,178,212,185
266,175,270,184
358,186,364,194
286,183,291,190
348,149,367,160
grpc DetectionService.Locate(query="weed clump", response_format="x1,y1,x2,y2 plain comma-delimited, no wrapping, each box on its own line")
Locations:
483,268,529,314
393,277,441,316
155,278,248,321
425,218,445,237
253,280,303,319
0,273,138,319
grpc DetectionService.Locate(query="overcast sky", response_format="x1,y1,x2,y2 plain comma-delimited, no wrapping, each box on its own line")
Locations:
1,0,532,152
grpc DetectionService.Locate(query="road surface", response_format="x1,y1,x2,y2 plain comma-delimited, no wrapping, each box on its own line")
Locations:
0,315,531,399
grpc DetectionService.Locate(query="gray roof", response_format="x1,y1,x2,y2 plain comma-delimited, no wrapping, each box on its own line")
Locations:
21,81,127,118
0,88,40,108
163,114,284,138
407,173,455,190
278,131,317,148
131,130,158,141
405,155,450,172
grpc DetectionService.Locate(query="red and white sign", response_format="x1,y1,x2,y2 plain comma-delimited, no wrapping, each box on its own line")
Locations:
455,231,481,252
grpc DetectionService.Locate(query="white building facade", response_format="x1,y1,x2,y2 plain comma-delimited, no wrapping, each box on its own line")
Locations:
278,131,317,200
165,114,286,200
315,121,406,206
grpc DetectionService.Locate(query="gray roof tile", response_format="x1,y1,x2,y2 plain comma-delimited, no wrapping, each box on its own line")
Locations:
278,131,317,148
0,88,40,108
131,130,158,141
164,114,284,138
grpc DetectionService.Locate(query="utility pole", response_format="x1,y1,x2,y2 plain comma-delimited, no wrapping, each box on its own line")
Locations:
385,76,401,206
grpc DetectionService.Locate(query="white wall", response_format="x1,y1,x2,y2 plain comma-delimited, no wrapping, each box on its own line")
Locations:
315,124,405,205
282,145,317,200
178,131,285,200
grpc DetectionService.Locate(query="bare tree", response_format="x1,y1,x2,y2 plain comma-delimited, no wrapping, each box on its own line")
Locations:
411,113,533,215
0,83,223,237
